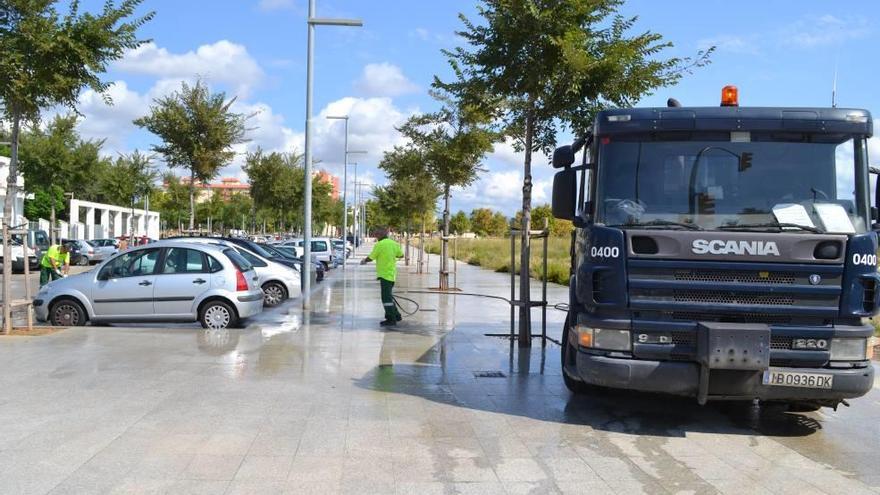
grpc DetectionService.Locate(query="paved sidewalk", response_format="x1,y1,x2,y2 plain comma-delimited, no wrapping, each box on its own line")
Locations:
0,255,877,494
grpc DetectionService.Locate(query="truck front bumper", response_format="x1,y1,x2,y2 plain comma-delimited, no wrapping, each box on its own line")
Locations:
574,352,875,401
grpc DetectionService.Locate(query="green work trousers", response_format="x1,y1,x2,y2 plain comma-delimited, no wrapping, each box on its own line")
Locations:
40,266,62,287
380,278,401,321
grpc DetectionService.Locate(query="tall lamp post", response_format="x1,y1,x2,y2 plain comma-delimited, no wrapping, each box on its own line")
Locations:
325,114,365,269
304,2,362,306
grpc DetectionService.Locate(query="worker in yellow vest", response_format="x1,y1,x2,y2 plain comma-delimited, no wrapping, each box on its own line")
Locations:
361,227,404,326
40,244,71,287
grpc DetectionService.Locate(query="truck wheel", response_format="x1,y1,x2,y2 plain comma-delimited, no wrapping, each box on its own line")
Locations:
561,315,590,394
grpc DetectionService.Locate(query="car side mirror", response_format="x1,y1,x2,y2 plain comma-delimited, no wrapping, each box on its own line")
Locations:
552,168,577,220
552,145,575,169
97,270,109,281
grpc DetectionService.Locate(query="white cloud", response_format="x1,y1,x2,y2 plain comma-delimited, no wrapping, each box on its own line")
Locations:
780,14,871,48
75,80,150,152
258,0,294,11
115,41,264,98
354,63,419,97
697,35,760,55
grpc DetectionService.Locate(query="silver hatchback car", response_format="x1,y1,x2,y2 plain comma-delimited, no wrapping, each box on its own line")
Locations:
34,241,264,329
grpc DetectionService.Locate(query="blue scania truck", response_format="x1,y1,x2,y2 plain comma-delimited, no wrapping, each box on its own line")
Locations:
551,87,876,409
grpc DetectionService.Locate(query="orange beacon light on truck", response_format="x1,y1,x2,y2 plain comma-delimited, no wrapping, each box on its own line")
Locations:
721,85,739,107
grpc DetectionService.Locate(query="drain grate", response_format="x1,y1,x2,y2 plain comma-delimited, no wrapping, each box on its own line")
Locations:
473,370,506,378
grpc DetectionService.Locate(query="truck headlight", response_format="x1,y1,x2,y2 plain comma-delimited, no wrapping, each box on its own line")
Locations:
576,326,631,351
829,338,868,361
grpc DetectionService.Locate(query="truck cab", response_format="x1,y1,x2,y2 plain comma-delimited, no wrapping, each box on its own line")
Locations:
552,90,876,409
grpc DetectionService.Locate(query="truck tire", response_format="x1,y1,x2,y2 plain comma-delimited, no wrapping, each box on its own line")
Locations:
561,315,590,394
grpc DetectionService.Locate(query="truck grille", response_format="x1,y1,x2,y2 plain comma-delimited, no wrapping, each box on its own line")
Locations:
673,269,794,285
628,259,842,321
673,290,794,306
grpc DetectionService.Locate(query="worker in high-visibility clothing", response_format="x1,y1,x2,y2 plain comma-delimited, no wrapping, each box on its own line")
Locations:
40,244,71,287
361,227,404,326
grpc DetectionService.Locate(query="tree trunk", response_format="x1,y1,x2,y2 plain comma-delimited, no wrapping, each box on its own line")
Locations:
2,110,21,333
188,169,196,231
440,185,451,290
518,105,535,347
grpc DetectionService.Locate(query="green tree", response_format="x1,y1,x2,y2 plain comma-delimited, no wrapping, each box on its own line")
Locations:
134,79,250,231
489,211,510,236
436,0,712,344
0,0,151,297
469,208,494,236
18,114,111,239
154,172,191,233
245,149,299,231
393,100,496,289
101,151,157,237
377,146,441,235
449,210,471,234
220,193,253,234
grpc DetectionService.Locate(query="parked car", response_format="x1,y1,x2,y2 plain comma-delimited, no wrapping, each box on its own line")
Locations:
333,239,351,259
60,239,107,266
172,238,301,307
33,241,264,329
0,238,38,273
288,237,335,269
258,243,325,283
90,238,119,259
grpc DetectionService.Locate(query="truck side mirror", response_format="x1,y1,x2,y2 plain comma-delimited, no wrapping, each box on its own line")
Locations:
552,169,577,220
552,145,575,169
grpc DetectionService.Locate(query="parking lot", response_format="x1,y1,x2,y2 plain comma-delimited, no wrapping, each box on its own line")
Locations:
0,254,878,494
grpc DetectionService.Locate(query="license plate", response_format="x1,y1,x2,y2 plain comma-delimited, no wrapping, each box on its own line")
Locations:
762,369,833,389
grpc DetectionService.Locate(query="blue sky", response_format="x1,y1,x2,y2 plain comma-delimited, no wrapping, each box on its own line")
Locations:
70,0,880,216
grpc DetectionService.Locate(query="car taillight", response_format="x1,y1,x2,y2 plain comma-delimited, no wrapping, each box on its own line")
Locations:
235,270,249,291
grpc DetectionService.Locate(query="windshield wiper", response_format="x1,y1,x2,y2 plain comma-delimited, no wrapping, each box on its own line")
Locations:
717,222,822,233
610,219,703,231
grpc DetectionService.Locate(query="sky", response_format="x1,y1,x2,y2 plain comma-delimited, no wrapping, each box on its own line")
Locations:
67,0,880,216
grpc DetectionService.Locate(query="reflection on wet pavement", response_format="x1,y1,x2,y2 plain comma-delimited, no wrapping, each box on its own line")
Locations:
0,254,877,494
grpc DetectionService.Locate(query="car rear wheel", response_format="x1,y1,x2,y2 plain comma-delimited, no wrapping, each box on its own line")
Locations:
199,300,238,329
78,256,89,266
50,298,87,326
262,282,287,307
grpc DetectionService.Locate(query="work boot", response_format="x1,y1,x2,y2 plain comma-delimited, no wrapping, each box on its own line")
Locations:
380,319,397,327
395,314,403,322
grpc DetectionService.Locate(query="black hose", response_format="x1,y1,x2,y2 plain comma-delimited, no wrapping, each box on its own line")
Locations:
391,294,420,317
391,289,570,320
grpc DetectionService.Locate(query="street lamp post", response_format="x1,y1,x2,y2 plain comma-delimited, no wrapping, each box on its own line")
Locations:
325,115,365,269
304,2,362,306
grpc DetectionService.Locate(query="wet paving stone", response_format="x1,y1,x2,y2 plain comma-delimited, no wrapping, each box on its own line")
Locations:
1,253,878,494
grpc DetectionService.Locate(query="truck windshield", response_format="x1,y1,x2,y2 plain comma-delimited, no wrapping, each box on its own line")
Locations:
596,135,870,233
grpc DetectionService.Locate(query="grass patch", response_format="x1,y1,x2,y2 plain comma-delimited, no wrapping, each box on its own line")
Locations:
423,237,571,286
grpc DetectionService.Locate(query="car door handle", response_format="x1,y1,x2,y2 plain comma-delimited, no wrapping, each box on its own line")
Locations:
138,280,152,286
193,278,207,284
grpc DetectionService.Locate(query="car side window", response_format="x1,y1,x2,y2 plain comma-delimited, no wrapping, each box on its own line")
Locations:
100,248,160,279
207,254,223,273
162,248,208,274
313,241,327,252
